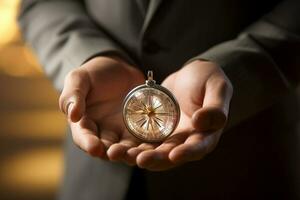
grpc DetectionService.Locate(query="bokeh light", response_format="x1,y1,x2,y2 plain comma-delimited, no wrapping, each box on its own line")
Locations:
0,0,66,199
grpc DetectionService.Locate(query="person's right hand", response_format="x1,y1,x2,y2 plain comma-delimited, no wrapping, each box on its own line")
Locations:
59,56,145,159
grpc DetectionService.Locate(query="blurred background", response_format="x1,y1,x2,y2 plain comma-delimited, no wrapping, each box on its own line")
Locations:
0,0,66,199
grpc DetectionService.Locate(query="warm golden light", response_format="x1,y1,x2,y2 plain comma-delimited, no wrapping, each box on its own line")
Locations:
0,0,43,77
0,0,20,46
0,147,63,193
0,1,66,199
0,110,66,140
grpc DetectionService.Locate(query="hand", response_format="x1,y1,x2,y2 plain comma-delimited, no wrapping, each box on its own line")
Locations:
134,60,233,171
59,56,147,159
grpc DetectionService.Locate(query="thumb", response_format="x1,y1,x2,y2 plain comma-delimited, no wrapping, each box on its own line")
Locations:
59,69,90,122
192,77,233,132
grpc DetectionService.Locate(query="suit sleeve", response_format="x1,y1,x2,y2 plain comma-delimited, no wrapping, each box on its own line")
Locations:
188,0,300,129
18,0,133,91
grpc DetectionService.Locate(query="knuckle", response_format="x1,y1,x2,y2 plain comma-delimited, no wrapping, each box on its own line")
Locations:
73,139,84,152
82,138,93,152
83,138,99,156
72,88,84,99
65,69,89,88
60,70,85,112
214,77,233,97
71,132,80,147
71,131,96,155
66,69,81,80
217,78,229,90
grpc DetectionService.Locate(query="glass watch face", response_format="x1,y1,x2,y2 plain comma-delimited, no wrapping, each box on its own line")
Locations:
123,85,180,142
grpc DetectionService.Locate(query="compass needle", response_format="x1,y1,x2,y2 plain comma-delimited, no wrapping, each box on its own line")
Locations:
130,103,144,111
144,117,149,131
127,108,146,115
155,112,172,116
153,118,162,128
154,116,163,122
135,116,146,124
147,90,152,108
149,118,155,137
140,100,147,109
153,103,162,110
140,119,147,128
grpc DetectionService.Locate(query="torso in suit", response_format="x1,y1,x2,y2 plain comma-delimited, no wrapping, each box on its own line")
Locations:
19,0,300,199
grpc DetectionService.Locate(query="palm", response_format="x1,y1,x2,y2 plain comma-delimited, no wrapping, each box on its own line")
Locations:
62,57,147,159
85,85,133,152
86,69,135,145
84,63,141,149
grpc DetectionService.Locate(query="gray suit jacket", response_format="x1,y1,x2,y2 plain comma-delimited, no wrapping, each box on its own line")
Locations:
19,0,300,199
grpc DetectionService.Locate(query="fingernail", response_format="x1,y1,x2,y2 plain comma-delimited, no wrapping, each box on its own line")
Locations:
66,102,74,118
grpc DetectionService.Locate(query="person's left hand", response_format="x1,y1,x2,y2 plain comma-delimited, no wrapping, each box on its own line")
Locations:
127,60,233,171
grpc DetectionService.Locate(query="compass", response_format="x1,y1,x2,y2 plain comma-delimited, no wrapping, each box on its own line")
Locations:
122,71,180,142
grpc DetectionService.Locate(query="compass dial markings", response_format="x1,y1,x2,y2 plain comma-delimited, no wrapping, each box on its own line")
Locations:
130,96,146,110
140,100,147,109
153,103,162,110
135,116,147,128
154,116,163,122
149,118,156,137
146,117,150,131
147,90,153,108
129,102,145,111
140,119,148,128
124,86,179,141
153,117,162,128
126,108,146,115
155,112,173,116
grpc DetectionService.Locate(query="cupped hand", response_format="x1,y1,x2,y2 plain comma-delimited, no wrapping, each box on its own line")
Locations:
59,56,155,160
59,57,233,171
133,60,233,171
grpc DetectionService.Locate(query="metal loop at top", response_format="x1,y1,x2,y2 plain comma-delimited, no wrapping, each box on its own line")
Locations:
146,70,155,86
147,70,153,81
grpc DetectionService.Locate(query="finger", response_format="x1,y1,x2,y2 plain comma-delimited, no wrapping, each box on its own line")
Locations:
192,76,233,131
169,131,221,163
136,149,157,169
128,143,156,155
192,107,227,132
107,140,137,162
136,133,187,170
107,144,130,162
70,117,105,158
155,132,187,152
126,143,157,165
59,69,90,122
99,129,120,150
136,150,177,171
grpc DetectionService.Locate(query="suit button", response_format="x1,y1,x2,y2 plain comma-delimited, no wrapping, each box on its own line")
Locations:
142,39,161,54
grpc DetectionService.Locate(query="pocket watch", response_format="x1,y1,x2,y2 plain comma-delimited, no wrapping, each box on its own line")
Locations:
122,71,180,142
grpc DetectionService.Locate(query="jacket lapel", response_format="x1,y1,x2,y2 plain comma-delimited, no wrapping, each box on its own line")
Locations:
141,0,163,35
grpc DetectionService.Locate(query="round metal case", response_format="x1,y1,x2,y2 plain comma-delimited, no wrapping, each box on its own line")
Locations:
122,71,180,142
